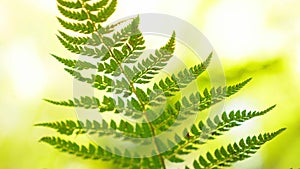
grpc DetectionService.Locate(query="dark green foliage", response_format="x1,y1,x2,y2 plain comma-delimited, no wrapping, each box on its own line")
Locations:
39,136,163,169
57,0,82,9
187,128,286,169
162,105,278,162
36,0,285,169
131,32,176,84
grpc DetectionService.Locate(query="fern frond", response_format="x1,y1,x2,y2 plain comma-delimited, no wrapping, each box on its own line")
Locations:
39,136,162,169
122,33,146,63
51,54,97,70
151,79,251,136
58,31,89,45
44,96,102,109
147,53,212,106
111,16,145,64
83,45,109,58
163,106,277,161
38,0,285,168
64,68,115,90
187,128,286,169
51,54,77,68
131,32,176,84
35,119,156,144
112,16,140,43
57,5,88,21
98,0,117,22
99,17,136,34
199,78,252,111
57,0,82,9
84,0,109,11
35,119,141,139
44,94,144,115
57,35,83,54
88,0,117,23
35,120,81,136
57,17,94,34
63,68,132,94
225,78,252,97
198,105,277,139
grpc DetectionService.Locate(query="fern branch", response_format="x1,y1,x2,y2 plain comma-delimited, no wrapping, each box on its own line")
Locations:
57,5,88,21
58,31,89,45
198,105,277,140
147,53,212,106
163,105,277,161
84,0,109,11
57,35,83,54
39,136,162,169
63,67,132,95
57,0,82,9
35,119,148,143
122,33,146,63
131,32,176,84
37,0,286,168
44,94,145,116
57,17,94,34
51,54,97,70
44,96,102,109
225,78,252,97
112,16,140,43
187,128,286,169
86,0,117,23
152,79,251,134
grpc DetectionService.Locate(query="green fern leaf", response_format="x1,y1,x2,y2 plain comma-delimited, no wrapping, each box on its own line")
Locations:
225,78,252,97
51,54,77,68
147,53,212,106
35,119,144,141
84,0,109,11
57,5,88,21
57,35,83,54
57,0,82,9
200,105,277,139
44,96,101,109
58,31,89,45
63,67,132,94
188,128,286,169
57,17,94,34
112,16,140,43
39,136,161,169
163,106,277,160
151,79,250,135
88,0,117,23
37,1,285,168
132,31,176,84
51,54,97,70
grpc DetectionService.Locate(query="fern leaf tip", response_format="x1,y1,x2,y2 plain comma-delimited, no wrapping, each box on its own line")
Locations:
267,104,277,110
277,127,287,133
172,30,176,37
245,77,253,83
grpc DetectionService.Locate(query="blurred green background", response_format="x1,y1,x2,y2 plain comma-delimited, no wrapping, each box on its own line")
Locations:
0,0,299,168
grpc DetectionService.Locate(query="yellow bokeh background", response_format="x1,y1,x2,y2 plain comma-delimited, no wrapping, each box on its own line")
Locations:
0,0,299,168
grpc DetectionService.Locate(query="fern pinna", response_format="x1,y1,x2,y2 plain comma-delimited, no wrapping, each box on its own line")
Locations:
36,0,285,168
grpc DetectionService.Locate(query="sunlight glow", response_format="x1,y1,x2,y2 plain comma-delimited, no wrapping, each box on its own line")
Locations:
115,0,198,21
6,39,47,99
0,2,10,36
296,44,300,74
27,0,56,12
203,0,265,59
